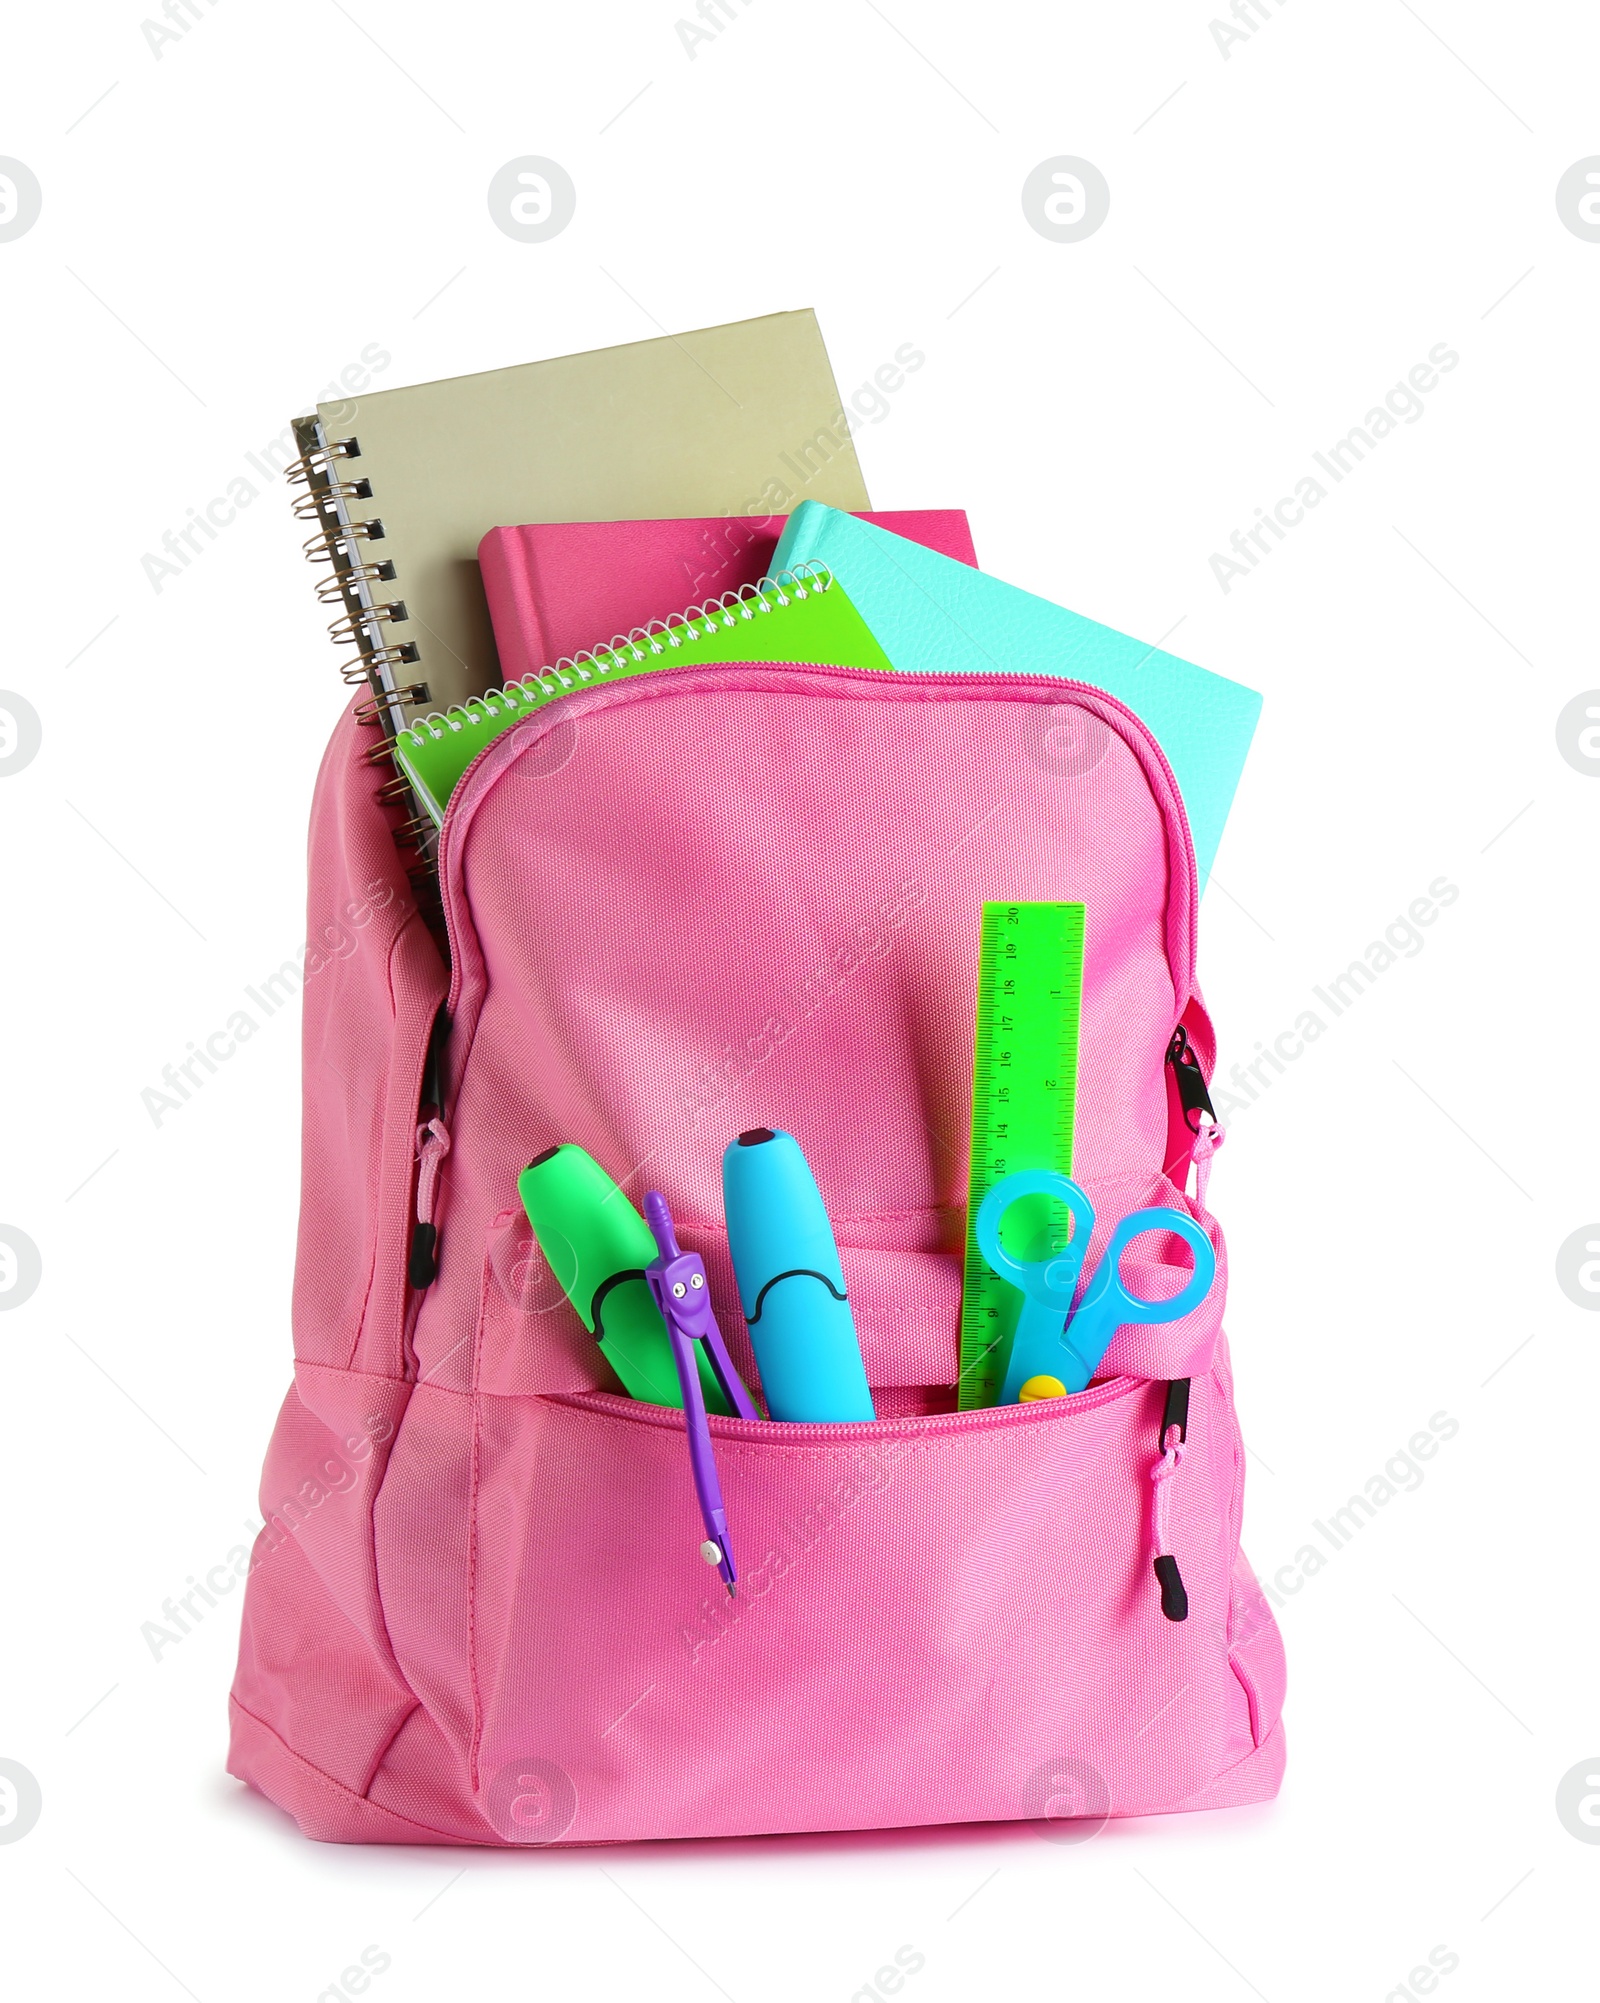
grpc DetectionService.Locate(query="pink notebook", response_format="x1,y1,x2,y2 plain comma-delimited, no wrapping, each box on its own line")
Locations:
478,511,977,682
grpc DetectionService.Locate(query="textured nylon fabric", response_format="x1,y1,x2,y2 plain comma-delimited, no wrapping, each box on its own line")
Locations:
228,671,1286,1846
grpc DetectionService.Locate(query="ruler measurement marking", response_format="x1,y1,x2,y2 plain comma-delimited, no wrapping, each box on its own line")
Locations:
957,901,1086,1409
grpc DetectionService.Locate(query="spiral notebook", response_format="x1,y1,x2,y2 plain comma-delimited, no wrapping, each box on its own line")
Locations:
289,310,871,738
395,566,891,826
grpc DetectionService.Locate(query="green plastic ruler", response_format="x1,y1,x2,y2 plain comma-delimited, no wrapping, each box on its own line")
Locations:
957,901,1086,1410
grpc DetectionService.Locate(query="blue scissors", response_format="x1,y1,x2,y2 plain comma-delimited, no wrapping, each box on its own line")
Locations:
976,1170,1216,1405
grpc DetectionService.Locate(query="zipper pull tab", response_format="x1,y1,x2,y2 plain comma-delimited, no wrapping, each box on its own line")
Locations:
410,1116,451,1289
409,1007,450,1290
1166,1024,1217,1130
1166,1025,1225,1208
1150,1378,1190,1622
1190,1120,1225,1212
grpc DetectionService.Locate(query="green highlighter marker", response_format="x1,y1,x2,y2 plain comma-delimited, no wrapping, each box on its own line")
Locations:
517,1144,734,1414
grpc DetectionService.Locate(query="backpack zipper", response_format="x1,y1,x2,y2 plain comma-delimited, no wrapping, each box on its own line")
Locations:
551,1372,1140,1441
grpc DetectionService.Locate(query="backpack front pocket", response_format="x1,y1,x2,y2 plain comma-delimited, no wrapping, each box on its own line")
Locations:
465,1373,1256,1845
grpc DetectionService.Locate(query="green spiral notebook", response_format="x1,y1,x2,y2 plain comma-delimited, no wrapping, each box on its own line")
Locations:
394,565,890,824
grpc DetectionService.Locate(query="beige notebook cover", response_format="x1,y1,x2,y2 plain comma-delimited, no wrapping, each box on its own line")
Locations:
298,310,871,719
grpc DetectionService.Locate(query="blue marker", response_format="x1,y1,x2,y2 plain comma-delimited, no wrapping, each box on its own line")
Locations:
721,1129,875,1423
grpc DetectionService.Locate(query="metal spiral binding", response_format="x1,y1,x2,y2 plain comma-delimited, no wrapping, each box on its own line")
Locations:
285,433,358,484
291,477,373,522
391,814,437,852
301,516,386,562
354,686,430,728
328,598,408,647
289,415,425,723
315,559,396,604
338,641,420,688
288,413,438,890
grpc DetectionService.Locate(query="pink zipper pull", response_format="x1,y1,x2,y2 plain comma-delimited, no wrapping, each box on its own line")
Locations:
410,1116,451,1288
1191,1119,1225,1212
1150,1379,1189,1621
1166,1023,1225,1207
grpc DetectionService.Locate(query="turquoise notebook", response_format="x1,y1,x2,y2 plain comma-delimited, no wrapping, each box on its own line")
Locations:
769,502,1261,887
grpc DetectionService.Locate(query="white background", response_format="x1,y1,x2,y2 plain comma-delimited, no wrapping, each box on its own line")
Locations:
3,1,1596,1997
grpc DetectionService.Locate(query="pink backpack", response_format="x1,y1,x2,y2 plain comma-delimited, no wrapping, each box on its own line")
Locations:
228,658,1286,1845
